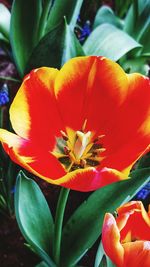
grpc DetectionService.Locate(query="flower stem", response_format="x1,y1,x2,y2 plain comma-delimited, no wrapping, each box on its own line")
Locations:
53,187,70,266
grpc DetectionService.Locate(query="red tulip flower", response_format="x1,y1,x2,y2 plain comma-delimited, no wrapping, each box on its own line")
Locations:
0,56,150,191
102,201,150,267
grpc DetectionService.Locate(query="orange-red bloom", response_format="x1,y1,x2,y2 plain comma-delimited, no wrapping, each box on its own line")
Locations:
0,56,150,191
102,201,150,267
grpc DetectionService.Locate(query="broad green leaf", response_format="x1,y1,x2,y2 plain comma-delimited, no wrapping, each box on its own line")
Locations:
0,4,10,40
15,171,56,267
122,57,149,75
83,24,141,61
93,6,124,30
45,0,83,33
61,168,150,267
10,0,42,77
26,19,84,73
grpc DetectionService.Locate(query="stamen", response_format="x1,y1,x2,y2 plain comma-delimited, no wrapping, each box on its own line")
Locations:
81,119,87,132
92,151,98,157
86,159,100,166
71,163,82,171
92,143,102,150
80,159,86,168
67,162,74,172
95,148,106,153
58,156,70,164
93,134,105,143
60,130,68,141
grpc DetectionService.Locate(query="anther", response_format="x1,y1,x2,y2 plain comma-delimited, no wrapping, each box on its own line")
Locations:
92,143,102,150
80,159,86,168
58,156,70,164
60,130,68,141
95,148,106,153
81,119,87,132
64,146,71,155
93,134,105,143
92,151,98,157
86,159,99,166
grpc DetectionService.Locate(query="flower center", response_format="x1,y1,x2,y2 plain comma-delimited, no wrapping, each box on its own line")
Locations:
53,125,106,172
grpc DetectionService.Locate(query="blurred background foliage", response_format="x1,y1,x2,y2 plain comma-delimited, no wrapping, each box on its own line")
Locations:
0,0,149,78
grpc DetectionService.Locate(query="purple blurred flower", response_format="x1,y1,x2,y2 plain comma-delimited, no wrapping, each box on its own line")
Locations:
0,84,9,106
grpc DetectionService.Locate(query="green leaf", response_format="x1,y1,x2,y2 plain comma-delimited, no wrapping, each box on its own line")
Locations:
137,153,150,169
94,241,105,267
123,4,134,35
115,0,133,18
124,0,150,47
26,19,84,73
94,242,115,267
122,57,150,75
38,0,53,40
15,171,56,267
140,30,150,55
83,23,142,61
10,0,42,77
0,4,10,40
60,168,150,267
133,1,150,42
0,32,9,43
93,6,124,30
106,256,115,267
45,0,83,33
35,261,49,267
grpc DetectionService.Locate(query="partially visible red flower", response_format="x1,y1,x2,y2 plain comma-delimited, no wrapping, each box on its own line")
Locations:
0,56,150,191
102,201,150,267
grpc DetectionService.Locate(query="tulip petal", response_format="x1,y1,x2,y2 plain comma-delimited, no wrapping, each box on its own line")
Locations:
55,56,128,133
0,129,66,179
102,74,150,173
117,201,150,242
58,167,127,192
101,137,150,176
123,241,150,267
102,213,124,267
10,67,63,149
